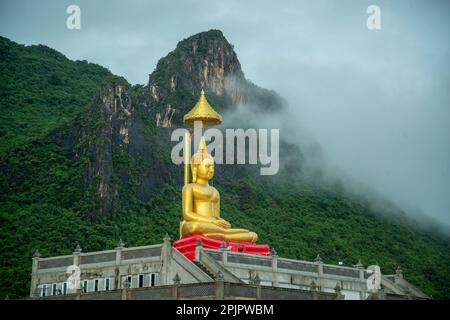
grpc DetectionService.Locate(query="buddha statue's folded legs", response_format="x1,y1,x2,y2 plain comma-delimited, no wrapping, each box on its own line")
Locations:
180,221,258,243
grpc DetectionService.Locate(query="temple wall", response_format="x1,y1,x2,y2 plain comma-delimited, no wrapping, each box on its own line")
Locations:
30,237,428,300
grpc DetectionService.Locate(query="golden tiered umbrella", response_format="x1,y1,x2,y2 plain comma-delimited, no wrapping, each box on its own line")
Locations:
183,89,222,127
182,89,222,185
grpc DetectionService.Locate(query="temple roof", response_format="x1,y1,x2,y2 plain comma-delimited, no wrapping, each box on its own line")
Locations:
183,89,222,127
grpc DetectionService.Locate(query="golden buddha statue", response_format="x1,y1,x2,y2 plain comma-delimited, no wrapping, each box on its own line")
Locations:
180,137,258,242
179,88,258,243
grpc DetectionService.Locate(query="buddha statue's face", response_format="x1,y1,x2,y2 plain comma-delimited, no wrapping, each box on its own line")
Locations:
195,157,214,181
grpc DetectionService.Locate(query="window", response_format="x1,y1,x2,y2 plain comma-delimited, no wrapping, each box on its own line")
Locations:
105,278,110,291
151,274,155,287
42,284,47,297
94,279,99,292
82,280,88,293
63,282,67,295
138,274,144,288
51,283,57,296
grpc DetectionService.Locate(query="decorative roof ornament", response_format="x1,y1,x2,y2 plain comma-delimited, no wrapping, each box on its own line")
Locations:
215,271,224,281
314,254,322,263
173,273,181,284
396,266,403,278
163,233,171,243
74,243,82,254
117,238,125,249
123,278,131,289
334,282,342,293
354,260,364,269
253,273,261,286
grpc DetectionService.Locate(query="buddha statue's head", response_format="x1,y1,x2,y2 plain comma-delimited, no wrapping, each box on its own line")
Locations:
191,137,214,183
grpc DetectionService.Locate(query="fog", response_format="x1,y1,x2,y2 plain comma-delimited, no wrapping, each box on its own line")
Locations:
1,0,449,226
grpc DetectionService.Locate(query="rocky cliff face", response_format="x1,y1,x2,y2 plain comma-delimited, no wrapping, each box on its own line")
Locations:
143,29,286,128
78,79,133,219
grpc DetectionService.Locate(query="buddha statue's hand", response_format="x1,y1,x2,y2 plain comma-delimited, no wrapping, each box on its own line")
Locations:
214,218,231,229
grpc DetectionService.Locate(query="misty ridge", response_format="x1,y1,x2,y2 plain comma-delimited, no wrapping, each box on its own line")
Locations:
214,75,450,239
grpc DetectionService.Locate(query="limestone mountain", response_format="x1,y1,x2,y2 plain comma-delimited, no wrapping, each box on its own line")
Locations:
145,29,286,128
0,31,449,299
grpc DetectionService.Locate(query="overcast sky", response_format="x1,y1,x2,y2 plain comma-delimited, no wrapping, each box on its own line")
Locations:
1,0,449,225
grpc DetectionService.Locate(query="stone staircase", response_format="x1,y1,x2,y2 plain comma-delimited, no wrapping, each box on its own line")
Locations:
195,250,243,283
194,261,216,279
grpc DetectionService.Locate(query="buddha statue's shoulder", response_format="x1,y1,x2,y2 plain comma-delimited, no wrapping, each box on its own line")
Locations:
211,185,220,199
182,183,210,191
183,183,218,196
182,183,194,194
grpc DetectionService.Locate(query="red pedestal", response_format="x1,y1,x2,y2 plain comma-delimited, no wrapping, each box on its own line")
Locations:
173,235,270,261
